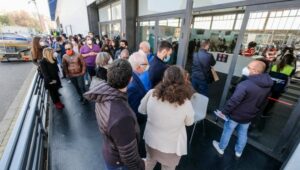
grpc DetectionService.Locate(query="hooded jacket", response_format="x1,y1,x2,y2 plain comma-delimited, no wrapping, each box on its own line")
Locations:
222,73,273,123
84,81,145,170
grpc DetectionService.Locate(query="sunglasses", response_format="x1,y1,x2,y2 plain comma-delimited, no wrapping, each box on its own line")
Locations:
66,48,72,50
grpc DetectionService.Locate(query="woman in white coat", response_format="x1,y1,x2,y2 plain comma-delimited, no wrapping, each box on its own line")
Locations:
138,65,195,170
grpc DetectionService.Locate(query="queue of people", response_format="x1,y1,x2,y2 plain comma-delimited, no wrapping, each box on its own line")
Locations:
30,31,297,170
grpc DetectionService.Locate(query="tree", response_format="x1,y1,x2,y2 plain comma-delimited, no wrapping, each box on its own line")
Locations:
0,15,12,25
0,10,42,32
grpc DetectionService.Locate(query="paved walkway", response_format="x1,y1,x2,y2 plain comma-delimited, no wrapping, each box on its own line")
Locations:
49,80,282,170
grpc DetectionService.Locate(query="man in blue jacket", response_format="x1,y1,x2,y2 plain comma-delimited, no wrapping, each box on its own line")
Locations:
149,41,173,88
127,51,150,157
212,60,273,158
191,39,216,96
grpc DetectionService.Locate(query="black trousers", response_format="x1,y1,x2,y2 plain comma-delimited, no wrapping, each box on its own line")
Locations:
48,85,60,103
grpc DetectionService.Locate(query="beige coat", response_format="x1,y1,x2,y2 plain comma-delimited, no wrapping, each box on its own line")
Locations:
138,89,195,156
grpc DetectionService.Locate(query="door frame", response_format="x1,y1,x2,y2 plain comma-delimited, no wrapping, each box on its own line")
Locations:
137,13,185,54
218,0,300,161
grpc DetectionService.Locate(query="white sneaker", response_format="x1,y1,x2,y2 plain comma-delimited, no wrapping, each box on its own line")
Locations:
212,140,224,155
235,152,242,158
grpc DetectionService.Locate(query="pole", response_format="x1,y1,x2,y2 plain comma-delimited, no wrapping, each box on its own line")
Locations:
31,0,44,33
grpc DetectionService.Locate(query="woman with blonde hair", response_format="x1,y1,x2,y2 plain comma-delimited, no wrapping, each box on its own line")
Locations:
139,65,195,170
39,48,64,109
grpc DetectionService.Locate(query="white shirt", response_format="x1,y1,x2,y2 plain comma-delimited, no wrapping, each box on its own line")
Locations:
138,89,195,156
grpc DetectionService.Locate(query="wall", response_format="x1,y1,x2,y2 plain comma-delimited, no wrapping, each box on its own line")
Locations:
55,0,90,36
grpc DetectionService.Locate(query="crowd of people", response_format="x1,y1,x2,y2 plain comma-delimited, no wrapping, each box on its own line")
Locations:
29,31,296,170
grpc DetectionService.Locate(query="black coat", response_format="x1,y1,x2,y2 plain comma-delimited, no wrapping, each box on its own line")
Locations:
149,56,168,88
222,73,273,123
39,58,61,89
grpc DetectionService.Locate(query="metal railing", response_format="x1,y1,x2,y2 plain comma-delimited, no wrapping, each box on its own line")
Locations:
0,72,49,170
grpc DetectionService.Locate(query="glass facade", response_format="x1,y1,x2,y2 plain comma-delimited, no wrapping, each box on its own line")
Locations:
138,0,187,16
98,1,121,39
193,0,245,8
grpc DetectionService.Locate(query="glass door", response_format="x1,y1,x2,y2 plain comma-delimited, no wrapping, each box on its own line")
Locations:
139,20,156,53
223,1,300,160
157,18,182,65
189,8,245,117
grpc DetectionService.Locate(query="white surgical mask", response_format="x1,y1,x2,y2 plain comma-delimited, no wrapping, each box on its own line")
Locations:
108,57,113,64
163,55,171,62
144,65,150,71
242,67,250,76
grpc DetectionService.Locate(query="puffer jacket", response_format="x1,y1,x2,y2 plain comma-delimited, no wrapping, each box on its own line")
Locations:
222,73,273,123
84,81,145,170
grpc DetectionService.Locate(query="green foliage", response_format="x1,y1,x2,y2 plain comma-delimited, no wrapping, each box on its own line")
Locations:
0,15,12,25
0,10,42,32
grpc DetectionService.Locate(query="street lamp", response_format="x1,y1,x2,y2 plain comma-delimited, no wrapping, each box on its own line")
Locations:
28,0,44,33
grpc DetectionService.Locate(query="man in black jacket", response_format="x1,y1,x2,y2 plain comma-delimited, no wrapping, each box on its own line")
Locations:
191,39,216,96
84,59,145,170
212,60,273,158
148,41,172,88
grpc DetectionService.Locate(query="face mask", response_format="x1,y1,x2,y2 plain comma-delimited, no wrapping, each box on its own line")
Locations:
66,49,73,56
108,57,113,64
242,67,250,76
144,64,150,71
163,55,171,62
87,40,92,45
96,40,100,44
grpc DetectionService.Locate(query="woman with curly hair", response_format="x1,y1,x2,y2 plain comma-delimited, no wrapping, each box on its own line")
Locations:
138,65,195,170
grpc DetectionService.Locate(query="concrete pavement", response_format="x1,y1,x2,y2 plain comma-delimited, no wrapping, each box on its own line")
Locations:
0,62,34,121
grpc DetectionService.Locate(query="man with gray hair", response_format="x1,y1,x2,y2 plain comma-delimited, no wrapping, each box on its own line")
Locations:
139,41,154,62
128,51,150,157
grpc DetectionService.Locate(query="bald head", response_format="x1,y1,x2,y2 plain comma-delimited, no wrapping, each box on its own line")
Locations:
139,41,150,54
248,60,266,75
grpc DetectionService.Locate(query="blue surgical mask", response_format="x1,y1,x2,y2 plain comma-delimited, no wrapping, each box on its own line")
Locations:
163,55,171,62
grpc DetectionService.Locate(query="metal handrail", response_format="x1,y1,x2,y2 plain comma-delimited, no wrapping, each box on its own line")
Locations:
0,72,49,170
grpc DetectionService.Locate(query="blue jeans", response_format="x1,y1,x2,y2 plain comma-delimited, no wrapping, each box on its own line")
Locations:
69,75,86,100
105,162,128,170
192,78,208,97
219,118,250,154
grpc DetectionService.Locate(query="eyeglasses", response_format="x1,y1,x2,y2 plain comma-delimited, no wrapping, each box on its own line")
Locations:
66,48,72,50
140,63,148,66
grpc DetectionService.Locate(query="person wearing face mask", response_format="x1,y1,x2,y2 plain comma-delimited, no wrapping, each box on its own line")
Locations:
80,36,101,79
139,41,154,63
88,31,96,44
115,39,128,59
89,52,113,89
71,37,81,54
62,43,87,104
212,60,273,158
260,45,277,72
191,39,216,97
148,41,173,88
31,36,44,68
127,51,151,158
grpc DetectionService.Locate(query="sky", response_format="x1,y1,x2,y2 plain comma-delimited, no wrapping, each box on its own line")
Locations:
0,0,51,19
